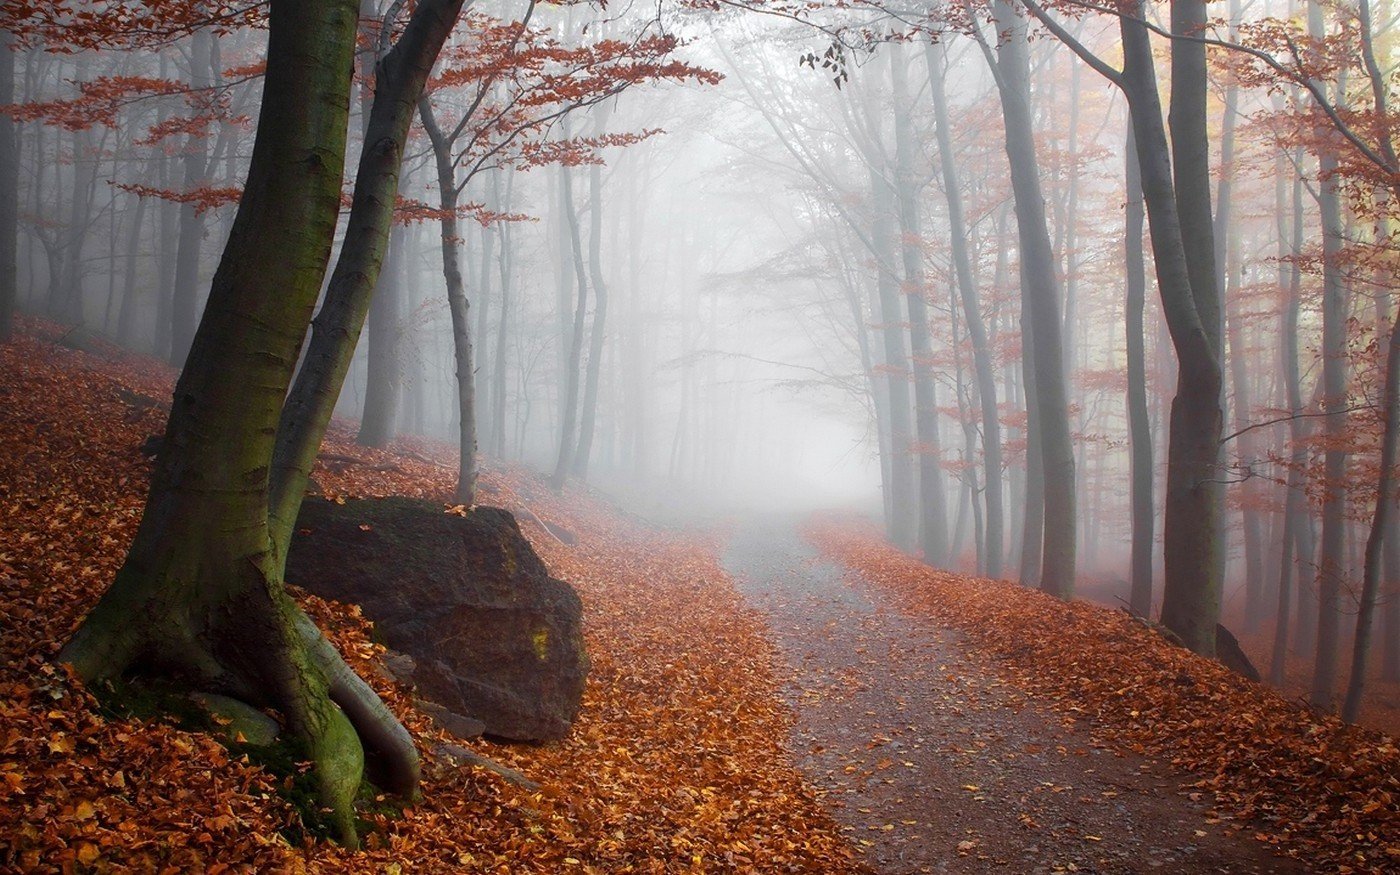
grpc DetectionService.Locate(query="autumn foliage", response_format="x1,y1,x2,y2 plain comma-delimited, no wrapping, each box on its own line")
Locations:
805,515,1400,874
0,317,857,873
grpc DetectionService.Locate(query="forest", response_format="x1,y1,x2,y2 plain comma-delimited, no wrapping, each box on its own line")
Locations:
0,0,1398,871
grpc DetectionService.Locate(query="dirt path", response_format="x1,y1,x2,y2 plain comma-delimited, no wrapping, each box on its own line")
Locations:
721,517,1309,874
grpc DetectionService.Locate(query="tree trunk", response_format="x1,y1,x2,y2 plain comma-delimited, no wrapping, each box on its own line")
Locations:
168,28,213,366
0,30,15,342
1342,309,1399,721
927,41,1002,575
115,192,150,347
1110,0,1225,655
272,0,466,530
1308,0,1349,710
357,224,403,448
1212,2,1265,632
419,102,478,505
890,46,948,566
550,157,590,492
870,169,917,551
491,172,514,457
1125,128,1154,617
59,0,386,846
991,0,1075,597
574,104,614,481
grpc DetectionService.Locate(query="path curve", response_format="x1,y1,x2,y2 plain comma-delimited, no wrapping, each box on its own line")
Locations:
721,517,1309,875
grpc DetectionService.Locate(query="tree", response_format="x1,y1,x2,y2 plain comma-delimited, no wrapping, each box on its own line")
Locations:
59,0,471,846
59,0,371,844
0,31,15,342
1021,0,1224,652
926,39,1005,578
971,0,1077,598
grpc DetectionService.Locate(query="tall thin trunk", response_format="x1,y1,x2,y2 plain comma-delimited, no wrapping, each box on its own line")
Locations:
870,169,917,551
890,46,948,566
1213,0,1265,631
990,0,1075,597
550,160,590,491
574,104,614,480
115,193,149,347
1125,128,1154,617
491,172,514,457
419,103,477,504
927,40,1004,577
357,225,403,448
169,29,214,366
0,30,16,341
1343,309,1399,720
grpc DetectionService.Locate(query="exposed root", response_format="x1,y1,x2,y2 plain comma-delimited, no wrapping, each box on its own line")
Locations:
296,610,420,796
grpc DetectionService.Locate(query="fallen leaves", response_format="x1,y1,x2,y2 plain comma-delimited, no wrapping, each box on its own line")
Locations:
805,513,1400,875
0,317,860,873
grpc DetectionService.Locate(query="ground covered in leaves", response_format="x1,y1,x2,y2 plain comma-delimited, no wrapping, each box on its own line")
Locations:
0,319,858,873
805,515,1400,874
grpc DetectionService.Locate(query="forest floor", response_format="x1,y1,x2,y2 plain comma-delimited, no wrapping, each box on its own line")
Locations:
723,520,1304,873
1,317,1398,873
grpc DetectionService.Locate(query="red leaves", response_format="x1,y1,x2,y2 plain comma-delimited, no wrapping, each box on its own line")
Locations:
0,317,857,872
805,515,1400,874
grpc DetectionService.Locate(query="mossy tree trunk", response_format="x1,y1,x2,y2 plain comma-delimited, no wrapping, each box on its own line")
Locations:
59,0,396,848
273,0,467,534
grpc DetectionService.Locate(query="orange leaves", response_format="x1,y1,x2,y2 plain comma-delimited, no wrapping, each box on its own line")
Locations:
805,514,1400,875
0,316,857,873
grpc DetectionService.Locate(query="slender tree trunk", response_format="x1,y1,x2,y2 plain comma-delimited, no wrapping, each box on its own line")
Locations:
0,30,15,342
1308,0,1350,709
357,224,403,448
870,169,917,551
153,53,178,359
574,104,614,480
491,172,514,457
57,117,96,325
1212,3,1265,632
990,0,1075,597
551,159,590,491
1342,309,1399,721
927,41,1004,578
169,29,213,366
115,193,149,347
1125,129,1154,617
419,104,478,504
890,46,948,566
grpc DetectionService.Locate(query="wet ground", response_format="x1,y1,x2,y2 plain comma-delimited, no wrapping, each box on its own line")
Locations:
721,517,1309,874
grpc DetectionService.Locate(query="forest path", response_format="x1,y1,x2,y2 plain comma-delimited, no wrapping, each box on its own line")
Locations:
720,517,1307,875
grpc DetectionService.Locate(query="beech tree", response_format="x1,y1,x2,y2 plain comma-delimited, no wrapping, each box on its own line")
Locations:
56,0,469,845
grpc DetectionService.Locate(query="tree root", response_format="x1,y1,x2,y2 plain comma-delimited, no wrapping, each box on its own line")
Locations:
59,573,419,850
294,611,419,796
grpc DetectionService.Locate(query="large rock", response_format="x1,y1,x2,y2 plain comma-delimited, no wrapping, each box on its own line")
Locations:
286,497,588,741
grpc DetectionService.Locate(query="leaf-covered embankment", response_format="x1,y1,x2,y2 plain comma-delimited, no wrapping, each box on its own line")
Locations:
805,514,1400,874
0,317,858,873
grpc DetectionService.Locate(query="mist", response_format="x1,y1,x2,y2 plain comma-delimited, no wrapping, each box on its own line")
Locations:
2,0,1398,865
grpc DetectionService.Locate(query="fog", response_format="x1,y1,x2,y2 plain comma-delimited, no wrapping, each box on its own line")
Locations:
5,0,1399,702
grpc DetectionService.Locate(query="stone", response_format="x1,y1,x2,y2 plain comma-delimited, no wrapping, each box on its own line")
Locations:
417,700,485,740
286,497,588,741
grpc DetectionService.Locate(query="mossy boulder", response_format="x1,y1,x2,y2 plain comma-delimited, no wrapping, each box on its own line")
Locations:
286,497,588,741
